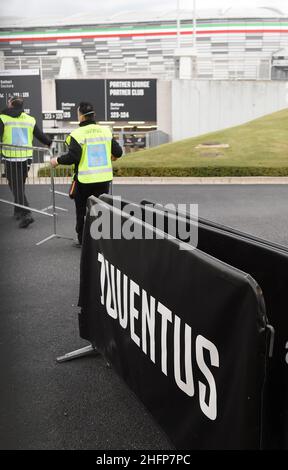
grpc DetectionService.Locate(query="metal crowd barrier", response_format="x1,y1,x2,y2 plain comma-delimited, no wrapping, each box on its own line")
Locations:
51,139,73,185
0,142,73,245
49,139,73,200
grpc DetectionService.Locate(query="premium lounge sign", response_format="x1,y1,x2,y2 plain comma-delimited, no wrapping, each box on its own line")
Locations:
56,79,157,122
107,80,156,121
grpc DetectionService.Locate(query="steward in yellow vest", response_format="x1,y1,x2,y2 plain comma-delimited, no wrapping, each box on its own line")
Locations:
0,97,52,228
50,101,122,245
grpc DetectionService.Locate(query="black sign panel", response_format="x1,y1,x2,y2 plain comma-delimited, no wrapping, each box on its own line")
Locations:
55,79,106,121
56,79,157,122
107,79,156,121
78,196,267,450
0,71,42,129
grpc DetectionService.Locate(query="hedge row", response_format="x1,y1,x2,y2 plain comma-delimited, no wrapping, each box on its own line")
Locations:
113,166,288,177
38,165,288,178
38,165,73,177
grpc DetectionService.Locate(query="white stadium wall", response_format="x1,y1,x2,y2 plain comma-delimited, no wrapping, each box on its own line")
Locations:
171,79,288,141
157,80,172,139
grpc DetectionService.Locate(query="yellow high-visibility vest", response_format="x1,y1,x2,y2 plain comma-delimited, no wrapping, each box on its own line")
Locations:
0,112,35,158
68,124,113,184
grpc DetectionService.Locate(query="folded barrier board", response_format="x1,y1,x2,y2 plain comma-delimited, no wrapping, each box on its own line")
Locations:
78,196,268,450
101,195,288,449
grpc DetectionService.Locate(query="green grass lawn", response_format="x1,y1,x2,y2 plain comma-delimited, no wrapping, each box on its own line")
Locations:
38,108,288,177
113,108,288,177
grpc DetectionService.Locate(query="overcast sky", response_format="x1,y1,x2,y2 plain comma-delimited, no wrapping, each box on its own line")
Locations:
1,0,288,19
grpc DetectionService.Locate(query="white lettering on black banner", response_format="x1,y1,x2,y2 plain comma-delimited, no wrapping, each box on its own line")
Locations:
97,253,219,421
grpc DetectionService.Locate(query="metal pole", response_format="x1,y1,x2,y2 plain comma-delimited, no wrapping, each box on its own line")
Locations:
177,0,181,48
56,344,100,363
51,167,57,235
193,0,197,50
40,56,43,80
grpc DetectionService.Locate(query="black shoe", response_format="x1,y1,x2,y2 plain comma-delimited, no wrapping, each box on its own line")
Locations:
19,215,34,228
13,208,22,220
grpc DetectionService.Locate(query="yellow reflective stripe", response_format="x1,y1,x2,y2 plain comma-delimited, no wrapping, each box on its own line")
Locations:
2,157,30,161
78,168,112,175
85,137,111,143
3,121,34,127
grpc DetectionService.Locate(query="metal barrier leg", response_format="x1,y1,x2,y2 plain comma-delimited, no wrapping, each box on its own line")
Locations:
56,344,100,363
36,169,74,246
41,205,68,213
41,189,69,213
36,233,73,246
0,199,54,217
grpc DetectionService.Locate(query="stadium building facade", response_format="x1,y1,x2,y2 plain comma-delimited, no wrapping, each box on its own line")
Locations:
0,7,288,80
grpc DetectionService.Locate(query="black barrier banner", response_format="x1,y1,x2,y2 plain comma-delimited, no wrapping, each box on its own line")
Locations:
117,196,288,449
0,70,43,129
78,197,268,450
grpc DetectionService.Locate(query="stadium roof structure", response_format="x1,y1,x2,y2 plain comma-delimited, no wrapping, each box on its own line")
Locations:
0,7,287,28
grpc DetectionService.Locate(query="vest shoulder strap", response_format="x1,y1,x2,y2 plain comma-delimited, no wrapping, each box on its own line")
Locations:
70,124,112,144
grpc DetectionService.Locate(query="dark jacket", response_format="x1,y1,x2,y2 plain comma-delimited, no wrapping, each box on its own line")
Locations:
0,108,52,146
57,119,123,179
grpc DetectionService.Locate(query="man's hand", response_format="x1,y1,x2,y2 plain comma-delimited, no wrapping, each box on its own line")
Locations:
50,157,58,168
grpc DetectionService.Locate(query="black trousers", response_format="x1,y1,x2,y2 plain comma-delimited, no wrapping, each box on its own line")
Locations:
5,160,31,216
74,180,110,243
